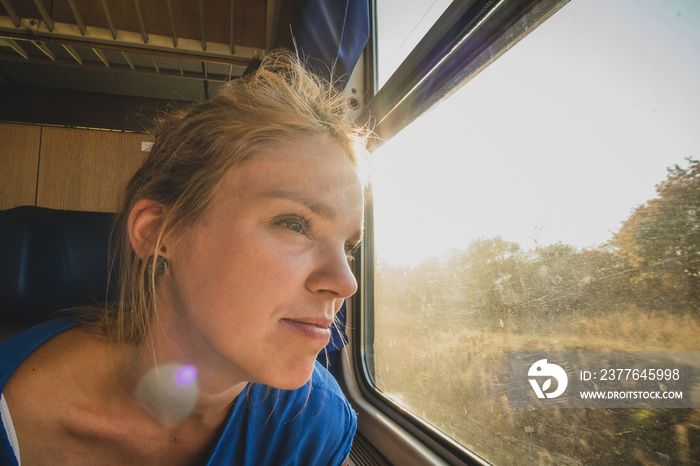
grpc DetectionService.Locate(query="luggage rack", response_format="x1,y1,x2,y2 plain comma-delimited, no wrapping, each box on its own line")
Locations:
0,0,288,101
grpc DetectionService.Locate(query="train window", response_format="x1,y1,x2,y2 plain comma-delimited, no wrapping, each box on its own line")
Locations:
375,0,452,87
364,0,700,463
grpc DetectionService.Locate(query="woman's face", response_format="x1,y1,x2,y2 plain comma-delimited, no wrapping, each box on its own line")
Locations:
161,134,363,390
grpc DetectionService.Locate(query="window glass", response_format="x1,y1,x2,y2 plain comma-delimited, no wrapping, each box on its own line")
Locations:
369,0,700,463
375,0,453,88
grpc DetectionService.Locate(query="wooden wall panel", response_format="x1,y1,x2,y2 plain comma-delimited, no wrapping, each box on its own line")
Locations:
36,127,152,212
0,122,41,210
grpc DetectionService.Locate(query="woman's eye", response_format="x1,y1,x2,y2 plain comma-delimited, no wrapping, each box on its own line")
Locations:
286,221,304,233
277,216,309,235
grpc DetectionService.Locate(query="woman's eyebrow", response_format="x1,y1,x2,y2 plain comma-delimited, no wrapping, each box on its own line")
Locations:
262,190,337,220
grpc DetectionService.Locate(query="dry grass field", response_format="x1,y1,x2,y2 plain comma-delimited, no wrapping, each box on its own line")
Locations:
373,307,700,465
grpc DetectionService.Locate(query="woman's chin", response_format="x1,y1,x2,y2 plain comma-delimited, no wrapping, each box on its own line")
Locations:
266,358,317,391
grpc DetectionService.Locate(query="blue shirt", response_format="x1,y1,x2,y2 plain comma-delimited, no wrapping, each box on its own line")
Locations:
0,318,357,465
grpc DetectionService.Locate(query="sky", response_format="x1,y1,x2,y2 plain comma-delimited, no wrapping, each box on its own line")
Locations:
371,0,700,265
375,0,453,87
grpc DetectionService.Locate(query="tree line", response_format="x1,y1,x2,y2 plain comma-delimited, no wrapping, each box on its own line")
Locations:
376,158,700,331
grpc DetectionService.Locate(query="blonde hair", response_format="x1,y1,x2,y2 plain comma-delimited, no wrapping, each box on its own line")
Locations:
87,50,369,342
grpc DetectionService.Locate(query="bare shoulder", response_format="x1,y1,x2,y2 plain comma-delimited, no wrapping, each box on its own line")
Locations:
2,326,113,463
4,326,101,402
3,327,227,465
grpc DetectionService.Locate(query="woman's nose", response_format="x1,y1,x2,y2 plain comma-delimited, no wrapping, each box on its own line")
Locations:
306,246,358,298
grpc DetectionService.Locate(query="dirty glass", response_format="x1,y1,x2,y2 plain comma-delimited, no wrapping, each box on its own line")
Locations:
369,0,700,463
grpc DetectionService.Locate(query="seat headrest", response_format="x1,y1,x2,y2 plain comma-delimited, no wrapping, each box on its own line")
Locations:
0,206,117,324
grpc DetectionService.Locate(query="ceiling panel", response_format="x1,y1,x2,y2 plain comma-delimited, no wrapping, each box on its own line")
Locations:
0,0,286,109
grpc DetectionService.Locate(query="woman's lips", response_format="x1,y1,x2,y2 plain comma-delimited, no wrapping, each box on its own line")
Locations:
280,318,333,342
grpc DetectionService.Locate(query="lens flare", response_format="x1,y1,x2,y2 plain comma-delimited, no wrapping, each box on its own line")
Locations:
175,364,197,387
135,363,199,427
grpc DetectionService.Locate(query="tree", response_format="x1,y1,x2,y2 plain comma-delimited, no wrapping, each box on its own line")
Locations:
613,158,700,309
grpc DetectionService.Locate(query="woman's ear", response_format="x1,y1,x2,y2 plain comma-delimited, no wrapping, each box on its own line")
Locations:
128,199,167,259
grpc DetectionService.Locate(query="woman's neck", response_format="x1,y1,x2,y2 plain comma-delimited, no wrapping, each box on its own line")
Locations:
110,320,248,429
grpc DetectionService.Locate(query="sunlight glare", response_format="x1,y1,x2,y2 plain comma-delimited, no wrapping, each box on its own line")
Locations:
371,0,700,266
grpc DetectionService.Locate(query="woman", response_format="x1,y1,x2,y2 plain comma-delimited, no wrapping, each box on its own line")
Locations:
0,51,368,465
